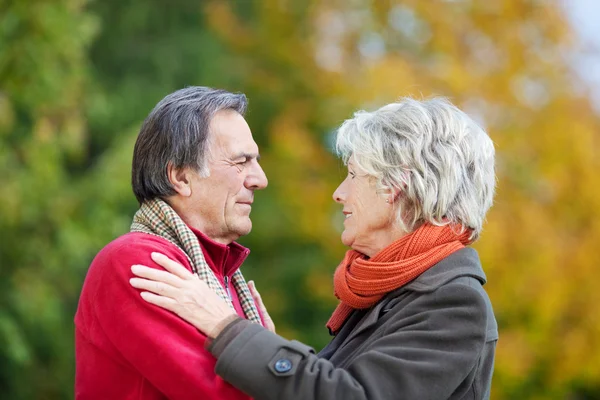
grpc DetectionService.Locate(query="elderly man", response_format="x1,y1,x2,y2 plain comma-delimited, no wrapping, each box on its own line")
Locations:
75,87,268,399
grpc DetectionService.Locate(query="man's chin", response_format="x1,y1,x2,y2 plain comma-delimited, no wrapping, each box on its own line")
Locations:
232,220,252,238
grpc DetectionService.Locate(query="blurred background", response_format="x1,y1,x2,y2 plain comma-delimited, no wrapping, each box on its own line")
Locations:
1,0,599,398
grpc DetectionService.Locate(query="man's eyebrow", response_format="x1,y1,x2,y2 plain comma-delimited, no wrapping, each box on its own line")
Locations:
232,152,261,161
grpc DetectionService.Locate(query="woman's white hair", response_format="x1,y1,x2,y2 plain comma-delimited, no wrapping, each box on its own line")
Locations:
335,97,496,241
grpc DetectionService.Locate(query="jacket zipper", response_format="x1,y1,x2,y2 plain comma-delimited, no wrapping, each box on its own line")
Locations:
223,276,232,301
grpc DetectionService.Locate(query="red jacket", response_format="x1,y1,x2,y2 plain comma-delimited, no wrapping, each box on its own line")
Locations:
75,228,259,399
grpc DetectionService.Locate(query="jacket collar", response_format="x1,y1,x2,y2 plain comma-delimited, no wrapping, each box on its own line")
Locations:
339,248,485,340
401,247,486,293
189,226,249,278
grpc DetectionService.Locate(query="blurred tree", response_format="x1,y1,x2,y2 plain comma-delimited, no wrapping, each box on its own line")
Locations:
0,0,98,398
0,0,598,399
204,1,600,398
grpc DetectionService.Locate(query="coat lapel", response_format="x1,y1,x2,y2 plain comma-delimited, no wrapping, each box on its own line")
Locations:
342,294,397,344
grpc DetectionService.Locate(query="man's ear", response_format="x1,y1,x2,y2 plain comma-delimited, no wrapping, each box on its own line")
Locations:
167,162,192,197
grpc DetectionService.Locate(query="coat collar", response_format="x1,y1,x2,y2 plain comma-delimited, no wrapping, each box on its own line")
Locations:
401,247,486,293
340,248,485,341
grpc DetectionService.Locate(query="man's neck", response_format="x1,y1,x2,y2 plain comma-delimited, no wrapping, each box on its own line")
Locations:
166,197,236,245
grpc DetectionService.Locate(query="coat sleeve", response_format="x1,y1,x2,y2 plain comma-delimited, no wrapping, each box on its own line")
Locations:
211,283,488,400
89,237,248,400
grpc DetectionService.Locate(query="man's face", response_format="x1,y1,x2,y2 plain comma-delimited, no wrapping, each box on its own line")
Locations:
187,110,268,244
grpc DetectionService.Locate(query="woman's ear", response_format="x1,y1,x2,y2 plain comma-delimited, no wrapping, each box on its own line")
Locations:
167,162,192,197
388,187,402,204
391,171,410,203
379,186,399,204
381,179,404,204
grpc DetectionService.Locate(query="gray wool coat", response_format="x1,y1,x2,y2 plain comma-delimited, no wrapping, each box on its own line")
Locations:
209,247,498,400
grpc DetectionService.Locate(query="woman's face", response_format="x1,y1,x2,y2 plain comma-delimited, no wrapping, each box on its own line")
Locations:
333,156,402,257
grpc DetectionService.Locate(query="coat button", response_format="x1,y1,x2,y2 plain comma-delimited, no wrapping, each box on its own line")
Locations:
274,358,292,373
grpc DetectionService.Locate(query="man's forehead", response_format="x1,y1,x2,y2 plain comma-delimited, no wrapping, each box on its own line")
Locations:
208,111,258,154
212,139,260,161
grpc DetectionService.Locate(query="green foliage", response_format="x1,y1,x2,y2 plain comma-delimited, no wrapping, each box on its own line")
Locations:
1,0,599,398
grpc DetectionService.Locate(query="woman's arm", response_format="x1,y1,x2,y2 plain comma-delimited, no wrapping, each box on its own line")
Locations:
207,283,489,400
131,252,489,400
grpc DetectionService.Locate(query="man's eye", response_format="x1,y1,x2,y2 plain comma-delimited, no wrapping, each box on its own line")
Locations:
348,171,356,179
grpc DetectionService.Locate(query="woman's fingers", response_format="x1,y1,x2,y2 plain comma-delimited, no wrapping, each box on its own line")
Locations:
248,280,263,303
248,280,276,333
131,264,185,288
130,277,179,299
139,291,179,311
151,252,197,280
129,252,242,336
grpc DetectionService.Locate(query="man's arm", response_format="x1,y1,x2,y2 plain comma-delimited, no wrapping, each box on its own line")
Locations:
92,236,248,400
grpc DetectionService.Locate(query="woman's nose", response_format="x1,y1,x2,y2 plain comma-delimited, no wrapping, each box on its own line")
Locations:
333,182,346,204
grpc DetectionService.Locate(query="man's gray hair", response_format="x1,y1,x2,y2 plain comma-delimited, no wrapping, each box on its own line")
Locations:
335,97,496,240
132,86,248,204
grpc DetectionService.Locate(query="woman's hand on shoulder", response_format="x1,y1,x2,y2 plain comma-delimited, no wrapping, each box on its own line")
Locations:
129,252,237,338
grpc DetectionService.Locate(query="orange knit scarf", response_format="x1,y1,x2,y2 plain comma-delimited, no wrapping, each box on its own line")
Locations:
326,223,473,334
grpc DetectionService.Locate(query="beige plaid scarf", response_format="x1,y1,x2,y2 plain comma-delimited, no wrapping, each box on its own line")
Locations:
130,198,262,324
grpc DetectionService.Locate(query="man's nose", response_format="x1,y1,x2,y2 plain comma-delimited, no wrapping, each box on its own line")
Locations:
245,160,268,190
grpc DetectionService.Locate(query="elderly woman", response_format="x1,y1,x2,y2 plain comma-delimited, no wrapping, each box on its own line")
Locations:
130,97,498,399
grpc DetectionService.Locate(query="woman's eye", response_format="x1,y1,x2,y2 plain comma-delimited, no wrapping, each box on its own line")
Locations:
348,171,356,179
